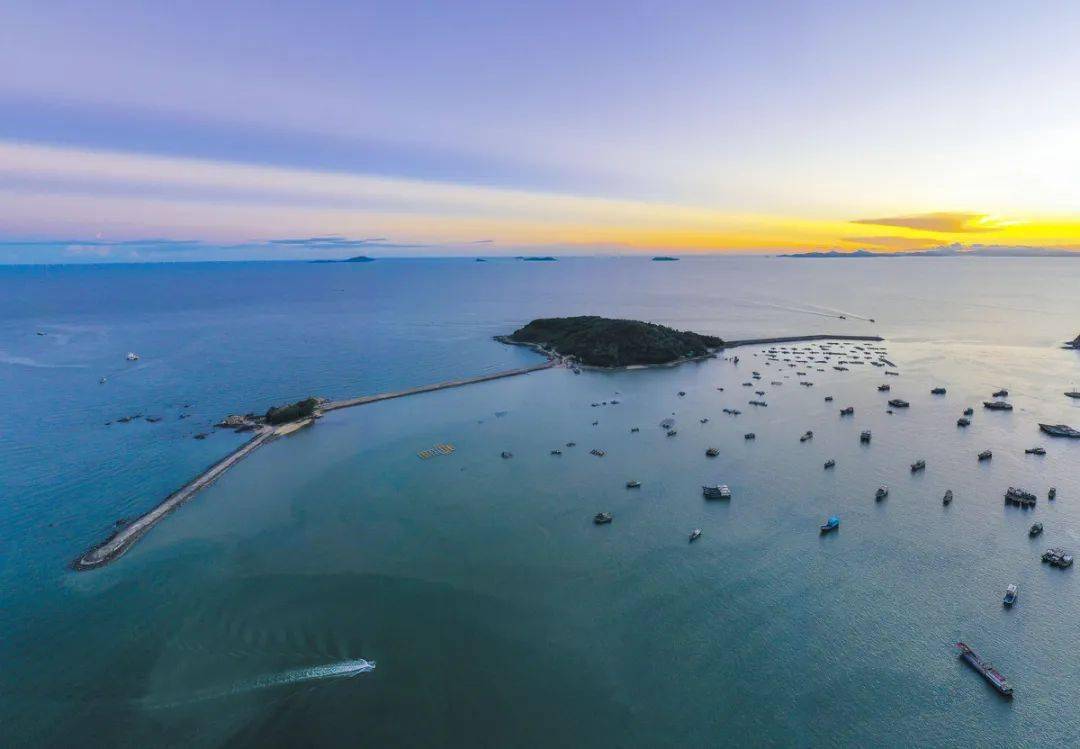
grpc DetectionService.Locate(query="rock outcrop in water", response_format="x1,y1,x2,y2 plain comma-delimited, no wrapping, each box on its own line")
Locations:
501,316,723,367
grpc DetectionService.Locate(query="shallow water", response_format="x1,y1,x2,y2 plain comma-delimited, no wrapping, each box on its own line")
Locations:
3,257,1080,746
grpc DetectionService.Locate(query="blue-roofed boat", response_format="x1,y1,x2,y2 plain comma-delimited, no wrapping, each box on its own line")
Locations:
820,516,840,533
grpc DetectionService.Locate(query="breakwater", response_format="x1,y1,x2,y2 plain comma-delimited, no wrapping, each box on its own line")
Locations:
721,334,884,348
74,359,557,571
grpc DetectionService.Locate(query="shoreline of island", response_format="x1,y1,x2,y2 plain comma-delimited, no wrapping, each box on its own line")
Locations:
74,327,884,572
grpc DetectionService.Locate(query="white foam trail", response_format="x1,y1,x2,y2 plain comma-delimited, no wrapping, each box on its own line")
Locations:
145,659,375,709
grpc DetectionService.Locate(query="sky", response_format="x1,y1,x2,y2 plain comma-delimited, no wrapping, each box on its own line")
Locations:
3,0,1080,262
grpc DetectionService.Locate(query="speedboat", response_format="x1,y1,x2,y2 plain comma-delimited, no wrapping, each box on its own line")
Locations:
875,486,889,501
626,480,641,489
820,516,840,533
1003,584,1018,607
689,528,702,542
125,352,139,361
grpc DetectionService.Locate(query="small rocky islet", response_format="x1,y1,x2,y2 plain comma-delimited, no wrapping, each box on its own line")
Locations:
499,315,723,367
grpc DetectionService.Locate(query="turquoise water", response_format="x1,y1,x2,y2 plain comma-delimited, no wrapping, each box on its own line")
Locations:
3,257,1080,746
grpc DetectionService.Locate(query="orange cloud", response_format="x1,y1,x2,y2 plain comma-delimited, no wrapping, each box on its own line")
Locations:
851,212,1011,233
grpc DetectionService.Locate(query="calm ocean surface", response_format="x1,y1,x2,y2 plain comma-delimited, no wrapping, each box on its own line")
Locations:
3,257,1080,747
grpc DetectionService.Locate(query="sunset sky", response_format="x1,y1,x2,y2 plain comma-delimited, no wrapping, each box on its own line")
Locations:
3,1,1080,261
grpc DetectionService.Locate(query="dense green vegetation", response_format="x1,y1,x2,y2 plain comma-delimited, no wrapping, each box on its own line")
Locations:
264,397,320,424
507,316,723,367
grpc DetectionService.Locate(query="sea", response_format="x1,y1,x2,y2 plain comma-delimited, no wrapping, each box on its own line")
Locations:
2,256,1079,747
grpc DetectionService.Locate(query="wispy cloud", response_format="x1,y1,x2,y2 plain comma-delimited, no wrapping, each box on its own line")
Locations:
851,212,1013,233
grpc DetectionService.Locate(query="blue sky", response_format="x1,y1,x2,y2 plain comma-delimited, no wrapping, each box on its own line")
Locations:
3,1,1080,261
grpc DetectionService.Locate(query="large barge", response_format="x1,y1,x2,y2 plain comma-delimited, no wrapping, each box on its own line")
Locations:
956,642,1013,697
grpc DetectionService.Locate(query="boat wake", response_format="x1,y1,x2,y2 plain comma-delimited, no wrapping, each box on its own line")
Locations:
144,659,375,709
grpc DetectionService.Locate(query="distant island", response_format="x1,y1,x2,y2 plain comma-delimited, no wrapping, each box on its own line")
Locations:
783,245,1080,258
310,255,376,263
498,316,723,367
652,256,679,261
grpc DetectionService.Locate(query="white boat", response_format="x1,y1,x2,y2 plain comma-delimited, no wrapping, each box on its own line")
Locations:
702,484,731,499
125,352,140,361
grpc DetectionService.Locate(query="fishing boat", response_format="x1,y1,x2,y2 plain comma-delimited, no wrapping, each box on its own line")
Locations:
550,449,562,455
875,486,888,501
820,516,840,533
911,459,926,472
702,484,731,499
1029,522,1043,537
1003,584,1019,607
943,489,953,505
1065,391,1080,399
983,400,1013,411
978,450,992,461
931,387,947,395
823,459,836,469
800,430,813,442
666,430,677,437
1025,446,1046,455
626,480,641,489
706,447,719,457
744,432,756,440
700,417,709,423
1039,423,1080,438
1042,548,1073,567
957,417,971,427
1005,487,1037,507
1049,487,1057,500
630,427,640,432
993,389,1009,398
888,398,910,408
824,396,834,402
125,352,139,361
593,512,613,525
963,407,974,416
860,430,872,443
839,406,854,416
500,451,513,459
956,642,1013,696
689,528,702,542
877,384,890,392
